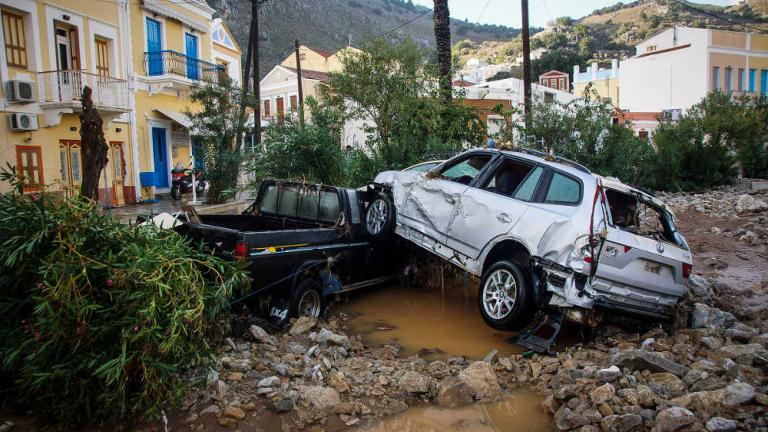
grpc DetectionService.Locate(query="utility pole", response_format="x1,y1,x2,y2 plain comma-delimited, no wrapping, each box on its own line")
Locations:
236,1,255,151
521,0,532,128
252,0,261,146
294,39,304,125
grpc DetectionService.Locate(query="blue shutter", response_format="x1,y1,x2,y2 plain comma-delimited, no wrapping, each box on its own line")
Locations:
146,18,162,75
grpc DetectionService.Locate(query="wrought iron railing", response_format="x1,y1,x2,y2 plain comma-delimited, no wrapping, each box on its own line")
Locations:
38,70,129,110
143,50,225,82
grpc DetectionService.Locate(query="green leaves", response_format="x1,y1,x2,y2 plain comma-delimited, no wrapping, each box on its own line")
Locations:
0,186,247,426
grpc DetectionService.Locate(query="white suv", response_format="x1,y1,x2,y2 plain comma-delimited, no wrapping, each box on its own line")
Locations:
367,148,693,332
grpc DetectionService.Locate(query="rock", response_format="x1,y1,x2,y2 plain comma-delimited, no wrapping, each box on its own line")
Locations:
600,414,643,432
334,402,355,414
701,336,722,350
554,406,591,431
597,366,622,383
712,344,768,367
458,361,502,400
542,394,559,415
636,384,656,408
690,303,736,329
299,385,341,411
218,417,237,427
722,382,754,407
654,407,695,432
611,350,690,377
436,376,474,408
687,274,711,298
223,405,246,420
483,349,498,363
648,372,688,399
316,328,351,349
272,398,294,413
399,371,431,394
249,325,277,345
289,316,316,336
590,383,616,404
257,376,279,388
388,400,409,415
226,372,244,382
273,363,289,376
724,324,759,342
328,371,351,393
735,194,767,213
706,417,737,432
200,404,220,415
213,379,227,400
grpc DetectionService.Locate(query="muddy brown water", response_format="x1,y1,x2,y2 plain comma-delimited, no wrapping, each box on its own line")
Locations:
360,388,553,432
337,282,525,360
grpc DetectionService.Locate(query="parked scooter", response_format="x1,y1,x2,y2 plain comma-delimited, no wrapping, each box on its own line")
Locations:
170,167,207,200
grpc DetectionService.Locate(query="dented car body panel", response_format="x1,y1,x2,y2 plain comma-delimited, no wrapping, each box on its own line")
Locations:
375,148,693,321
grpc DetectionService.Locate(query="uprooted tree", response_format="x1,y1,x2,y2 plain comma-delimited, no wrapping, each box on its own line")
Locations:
79,86,109,200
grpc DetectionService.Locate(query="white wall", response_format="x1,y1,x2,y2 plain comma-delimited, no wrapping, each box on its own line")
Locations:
620,29,709,112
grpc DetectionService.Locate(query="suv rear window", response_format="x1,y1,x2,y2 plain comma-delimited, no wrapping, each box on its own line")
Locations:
544,172,581,205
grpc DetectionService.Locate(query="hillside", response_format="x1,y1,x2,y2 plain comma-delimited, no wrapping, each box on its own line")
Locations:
207,0,520,79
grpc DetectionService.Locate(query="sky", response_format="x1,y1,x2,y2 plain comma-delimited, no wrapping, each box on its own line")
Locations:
411,0,741,28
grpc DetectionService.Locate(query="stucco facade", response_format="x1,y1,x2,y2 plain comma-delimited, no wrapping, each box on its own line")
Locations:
620,26,768,113
0,0,240,201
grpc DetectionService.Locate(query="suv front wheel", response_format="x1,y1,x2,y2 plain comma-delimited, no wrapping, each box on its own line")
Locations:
478,260,532,331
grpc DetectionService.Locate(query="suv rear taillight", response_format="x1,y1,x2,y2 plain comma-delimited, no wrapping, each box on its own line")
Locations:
682,262,692,279
234,241,248,258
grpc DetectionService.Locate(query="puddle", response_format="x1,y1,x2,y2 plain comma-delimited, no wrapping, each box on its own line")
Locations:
337,282,524,360
360,389,554,432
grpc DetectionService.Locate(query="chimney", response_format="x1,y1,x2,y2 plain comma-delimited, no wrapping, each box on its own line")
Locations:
591,62,598,80
573,64,580,80
611,59,619,78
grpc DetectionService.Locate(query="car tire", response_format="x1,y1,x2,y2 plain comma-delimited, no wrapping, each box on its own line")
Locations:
170,184,182,200
364,192,395,242
290,277,325,319
478,260,533,331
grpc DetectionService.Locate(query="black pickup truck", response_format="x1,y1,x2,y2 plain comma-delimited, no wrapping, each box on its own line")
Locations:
177,180,401,324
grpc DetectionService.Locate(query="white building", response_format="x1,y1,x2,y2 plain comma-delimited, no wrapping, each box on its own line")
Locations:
454,57,513,84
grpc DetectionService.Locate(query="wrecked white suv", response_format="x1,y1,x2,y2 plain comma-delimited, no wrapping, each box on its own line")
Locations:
366,148,692,335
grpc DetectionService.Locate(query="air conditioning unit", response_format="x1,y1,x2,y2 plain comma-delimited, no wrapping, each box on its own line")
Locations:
6,80,35,103
8,113,38,131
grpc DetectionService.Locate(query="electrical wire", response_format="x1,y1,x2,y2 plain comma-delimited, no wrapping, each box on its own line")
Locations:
667,0,767,33
374,7,433,39
476,0,492,23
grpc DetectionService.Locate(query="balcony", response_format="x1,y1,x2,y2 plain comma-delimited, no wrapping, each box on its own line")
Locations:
142,51,224,94
38,70,130,126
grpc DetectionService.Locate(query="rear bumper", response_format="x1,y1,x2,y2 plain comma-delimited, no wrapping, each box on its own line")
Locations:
590,276,680,319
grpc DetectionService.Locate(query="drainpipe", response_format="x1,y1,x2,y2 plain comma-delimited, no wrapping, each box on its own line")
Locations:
120,0,142,203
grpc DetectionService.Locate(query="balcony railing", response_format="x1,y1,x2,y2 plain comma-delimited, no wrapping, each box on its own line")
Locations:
143,50,225,82
39,70,129,110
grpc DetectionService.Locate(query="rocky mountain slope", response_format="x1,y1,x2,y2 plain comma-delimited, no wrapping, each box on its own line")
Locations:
206,0,520,79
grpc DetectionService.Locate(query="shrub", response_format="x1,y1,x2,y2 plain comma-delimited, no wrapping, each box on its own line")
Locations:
0,176,247,426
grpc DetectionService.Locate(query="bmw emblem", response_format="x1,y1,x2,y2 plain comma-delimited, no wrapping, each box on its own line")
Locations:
656,243,665,253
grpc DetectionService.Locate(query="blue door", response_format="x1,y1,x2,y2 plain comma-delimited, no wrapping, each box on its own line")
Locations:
185,33,199,80
762,70,768,96
152,127,169,188
146,18,162,75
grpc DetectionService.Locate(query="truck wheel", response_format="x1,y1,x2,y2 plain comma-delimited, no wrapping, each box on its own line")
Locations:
170,184,182,200
478,260,533,331
365,192,394,242
291,277,325,319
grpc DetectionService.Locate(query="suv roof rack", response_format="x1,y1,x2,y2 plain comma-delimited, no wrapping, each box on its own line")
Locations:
514,147,592,175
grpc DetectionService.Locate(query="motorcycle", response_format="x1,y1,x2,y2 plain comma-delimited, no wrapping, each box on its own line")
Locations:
170,167,207,200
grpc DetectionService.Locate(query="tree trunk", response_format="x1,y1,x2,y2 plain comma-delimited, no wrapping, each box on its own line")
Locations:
79,86,109,201
433,0,451,103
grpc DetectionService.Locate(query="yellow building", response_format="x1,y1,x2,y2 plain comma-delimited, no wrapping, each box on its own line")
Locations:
572,59,621,106
0,0,241,202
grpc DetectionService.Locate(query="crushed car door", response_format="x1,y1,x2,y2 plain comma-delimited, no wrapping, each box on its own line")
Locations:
591,181,692,315
446,157,544,262
397,153,494,247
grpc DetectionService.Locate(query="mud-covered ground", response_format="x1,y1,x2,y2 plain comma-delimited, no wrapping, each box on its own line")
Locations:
2,187,767,432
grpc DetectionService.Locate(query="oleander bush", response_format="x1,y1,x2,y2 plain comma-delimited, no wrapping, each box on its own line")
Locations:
0,171,247,426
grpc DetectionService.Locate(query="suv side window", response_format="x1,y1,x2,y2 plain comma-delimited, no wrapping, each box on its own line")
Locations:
481,158,537,198
439,154,492,185
513,166,544,201
544,172,582,205
319,190,341,223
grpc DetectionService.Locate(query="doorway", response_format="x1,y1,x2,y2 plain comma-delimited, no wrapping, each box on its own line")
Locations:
151,127,169,188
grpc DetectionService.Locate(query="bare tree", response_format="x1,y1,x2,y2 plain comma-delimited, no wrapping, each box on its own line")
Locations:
79,86,108,200
433,0,451,102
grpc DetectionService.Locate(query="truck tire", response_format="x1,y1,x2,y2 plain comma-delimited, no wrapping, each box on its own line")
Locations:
170,184,182,200
478,260,533,331
365,192,395,242
290,277,325,319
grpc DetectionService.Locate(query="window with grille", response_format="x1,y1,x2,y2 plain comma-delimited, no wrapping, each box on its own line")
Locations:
263,99,271,116
2,10,27,69
16,146,43,191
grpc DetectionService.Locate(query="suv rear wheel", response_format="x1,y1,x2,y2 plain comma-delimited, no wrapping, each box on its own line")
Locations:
365,192,394,242
478,260,532,331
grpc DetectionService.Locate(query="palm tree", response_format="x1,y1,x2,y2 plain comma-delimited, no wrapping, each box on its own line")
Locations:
433,0,451,102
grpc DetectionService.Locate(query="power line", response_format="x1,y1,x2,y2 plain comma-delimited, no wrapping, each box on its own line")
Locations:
667,0,767,33
374,7,432,39
476,0,492,23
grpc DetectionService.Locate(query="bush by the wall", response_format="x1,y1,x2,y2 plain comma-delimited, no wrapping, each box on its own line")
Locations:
0,174,247,426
